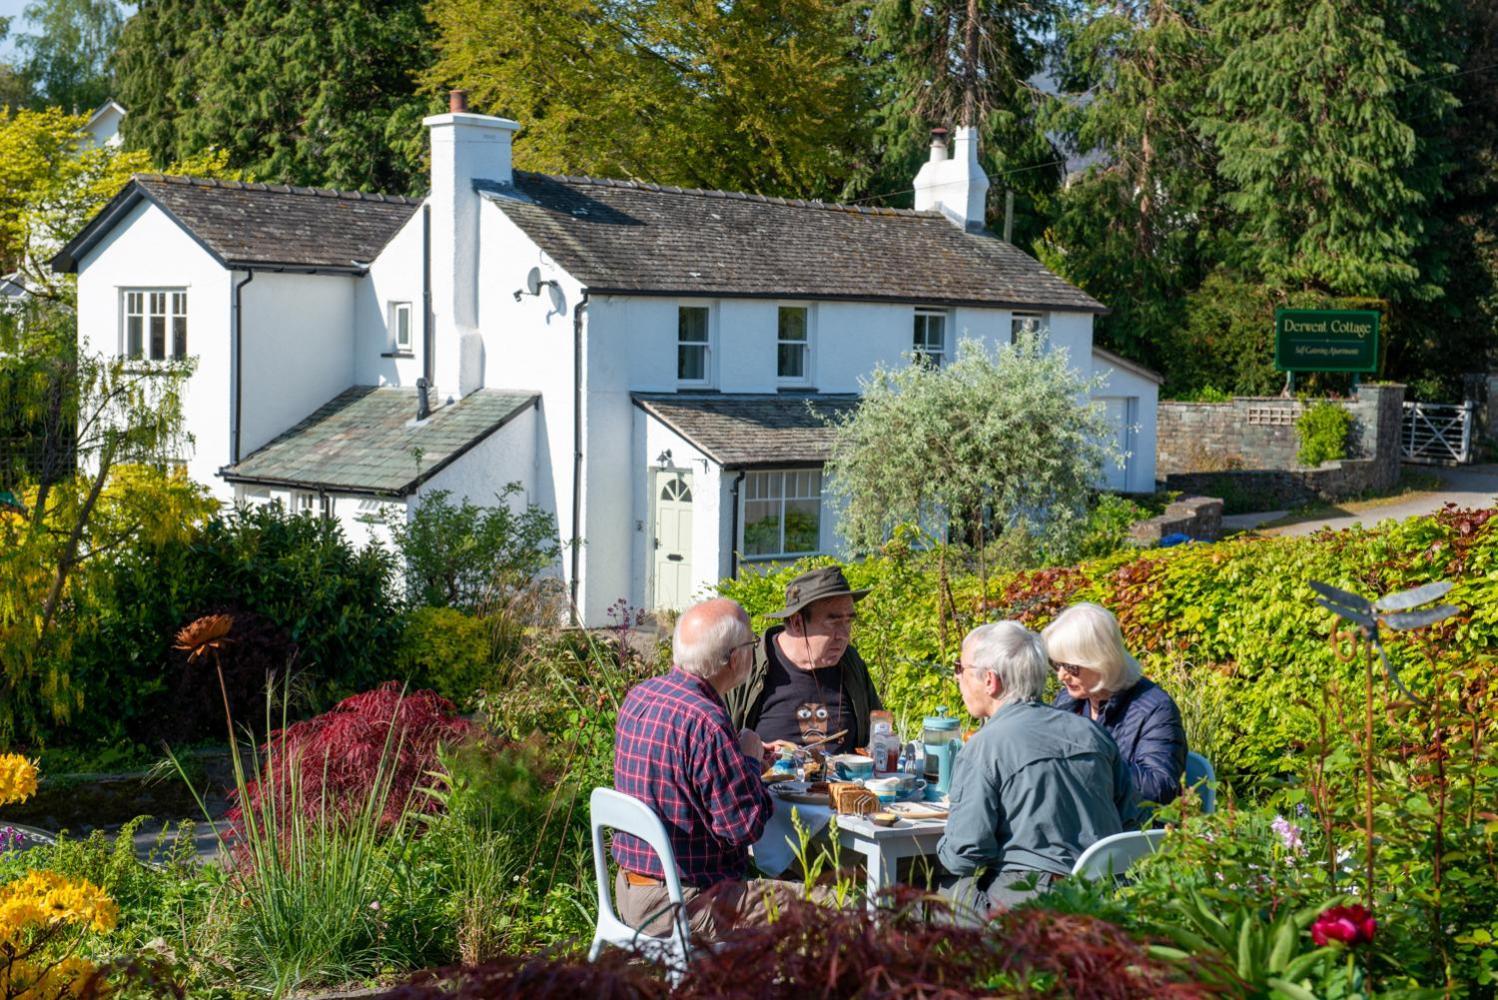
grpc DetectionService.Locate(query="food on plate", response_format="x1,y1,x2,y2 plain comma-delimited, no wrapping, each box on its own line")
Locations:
762,771,796,784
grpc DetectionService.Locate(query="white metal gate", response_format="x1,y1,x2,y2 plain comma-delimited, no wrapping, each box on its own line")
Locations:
1402,401,1474,464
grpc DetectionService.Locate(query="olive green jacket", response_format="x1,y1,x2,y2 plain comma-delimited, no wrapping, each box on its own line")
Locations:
724,625,884,748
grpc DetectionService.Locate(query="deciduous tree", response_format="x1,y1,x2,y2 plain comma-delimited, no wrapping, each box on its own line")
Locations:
13,0,122,112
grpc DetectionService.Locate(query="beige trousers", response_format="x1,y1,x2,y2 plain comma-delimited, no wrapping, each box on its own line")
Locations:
614,870,826,939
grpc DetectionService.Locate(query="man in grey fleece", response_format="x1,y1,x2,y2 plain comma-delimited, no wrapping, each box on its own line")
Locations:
937,621,1135,924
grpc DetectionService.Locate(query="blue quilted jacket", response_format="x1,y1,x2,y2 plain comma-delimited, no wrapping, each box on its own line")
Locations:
1055,677,1187,810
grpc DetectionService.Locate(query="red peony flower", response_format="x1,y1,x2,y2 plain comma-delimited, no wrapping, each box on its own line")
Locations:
1310,904,1377,946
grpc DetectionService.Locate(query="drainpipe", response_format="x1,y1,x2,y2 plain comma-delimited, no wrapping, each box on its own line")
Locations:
569,290,590,625
728,470,745,579
421,205,433,386
232,270,256,462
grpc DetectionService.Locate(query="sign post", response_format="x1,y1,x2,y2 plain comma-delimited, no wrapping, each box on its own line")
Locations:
1274,309,1380,375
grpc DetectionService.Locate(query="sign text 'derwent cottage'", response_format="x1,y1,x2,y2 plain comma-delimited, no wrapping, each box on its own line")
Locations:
1274,309,1380,373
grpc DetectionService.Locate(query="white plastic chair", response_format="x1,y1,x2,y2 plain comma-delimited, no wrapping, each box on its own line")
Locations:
1070,829,1168,880
1185,751,1217,814
587,787,692,983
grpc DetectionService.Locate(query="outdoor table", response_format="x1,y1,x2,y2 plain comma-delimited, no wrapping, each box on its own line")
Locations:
753,790,947,910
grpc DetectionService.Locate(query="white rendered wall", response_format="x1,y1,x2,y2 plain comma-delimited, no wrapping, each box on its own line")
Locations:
355,208,425,388
474,202,582,614
237,272,355,457
418,402,539,510
73,199,234,500
1091,360,1160,493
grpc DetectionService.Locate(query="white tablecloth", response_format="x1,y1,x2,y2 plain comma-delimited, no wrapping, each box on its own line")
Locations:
752,793,834,877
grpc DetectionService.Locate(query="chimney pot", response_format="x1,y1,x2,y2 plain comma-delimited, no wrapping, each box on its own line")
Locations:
930,127,949,144
449,89,468,114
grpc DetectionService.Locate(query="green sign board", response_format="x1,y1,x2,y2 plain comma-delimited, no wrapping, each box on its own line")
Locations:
1274,309,1380,373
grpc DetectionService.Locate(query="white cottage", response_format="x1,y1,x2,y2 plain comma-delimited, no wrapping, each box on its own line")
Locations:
55,93,1159,625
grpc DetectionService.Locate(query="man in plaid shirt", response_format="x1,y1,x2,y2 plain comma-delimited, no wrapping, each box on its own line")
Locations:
613,597,799,937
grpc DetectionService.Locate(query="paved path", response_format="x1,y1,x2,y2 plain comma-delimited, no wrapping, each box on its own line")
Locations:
1223,464,1498,536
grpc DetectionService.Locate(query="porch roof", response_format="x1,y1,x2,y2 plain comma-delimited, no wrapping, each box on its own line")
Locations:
221,386,538,496
633,393,859,469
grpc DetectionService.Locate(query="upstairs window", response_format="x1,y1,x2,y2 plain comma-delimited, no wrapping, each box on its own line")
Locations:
124,289,188,360
1011,311,1048,342
912,308,946,366
777,306,810,382
390,302,413,353
678,306,710,383
743,469,823,559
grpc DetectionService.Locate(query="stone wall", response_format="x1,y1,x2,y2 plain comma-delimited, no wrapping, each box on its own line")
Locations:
1128,495,1224,545
1156,384,1405,511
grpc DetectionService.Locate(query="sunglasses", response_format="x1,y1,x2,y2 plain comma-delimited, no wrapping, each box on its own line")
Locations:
1052,661,1088,678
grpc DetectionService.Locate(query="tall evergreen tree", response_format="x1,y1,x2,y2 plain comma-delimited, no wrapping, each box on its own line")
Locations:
15,0,122,112
856,0,1061,243
115,0,433,193
1041,0,1222,365
424,0,869,199
1203,0,1458,301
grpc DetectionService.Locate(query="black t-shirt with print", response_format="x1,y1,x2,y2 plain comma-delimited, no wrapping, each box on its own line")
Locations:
753,639,857,755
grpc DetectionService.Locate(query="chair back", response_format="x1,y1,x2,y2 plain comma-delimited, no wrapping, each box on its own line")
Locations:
588,787,691,980
1070,828,1168,880
1185,751,1216,814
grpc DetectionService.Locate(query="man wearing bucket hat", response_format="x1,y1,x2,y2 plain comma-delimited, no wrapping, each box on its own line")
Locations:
724,565,883,756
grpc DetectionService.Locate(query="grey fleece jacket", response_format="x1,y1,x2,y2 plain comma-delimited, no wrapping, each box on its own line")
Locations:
937,700,1136,878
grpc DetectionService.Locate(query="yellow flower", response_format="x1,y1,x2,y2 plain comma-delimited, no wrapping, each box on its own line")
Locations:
0,756,39,809
0,870,117,940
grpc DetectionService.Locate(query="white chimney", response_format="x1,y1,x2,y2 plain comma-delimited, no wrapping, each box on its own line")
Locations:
423,90,519,401
913,126,990,233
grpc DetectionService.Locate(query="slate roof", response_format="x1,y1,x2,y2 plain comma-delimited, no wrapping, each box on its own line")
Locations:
222,387,538,496
633,393,859,468
489,173,1105,313
53,175,421,273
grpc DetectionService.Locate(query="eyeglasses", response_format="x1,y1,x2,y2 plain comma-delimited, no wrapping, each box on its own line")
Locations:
1052,661,1087,678
727,636,759,660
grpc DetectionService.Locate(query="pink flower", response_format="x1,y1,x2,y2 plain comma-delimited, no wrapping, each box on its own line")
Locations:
1271,815,1303,853
1310,904,1376,946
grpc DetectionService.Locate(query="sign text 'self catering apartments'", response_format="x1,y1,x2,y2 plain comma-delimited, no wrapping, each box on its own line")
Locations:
1274,309,1380,373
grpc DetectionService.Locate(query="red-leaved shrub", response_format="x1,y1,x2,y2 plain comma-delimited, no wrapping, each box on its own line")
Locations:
228,682,473,832
385,891,1231,999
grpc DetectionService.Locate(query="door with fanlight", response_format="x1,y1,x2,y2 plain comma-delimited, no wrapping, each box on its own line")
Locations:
652,471,694,610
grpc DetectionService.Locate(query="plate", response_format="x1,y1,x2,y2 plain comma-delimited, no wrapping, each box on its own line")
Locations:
770,781,831,806
888,800,948,820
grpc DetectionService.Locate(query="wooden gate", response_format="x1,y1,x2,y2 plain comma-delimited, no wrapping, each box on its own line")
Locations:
1402,401,1473,464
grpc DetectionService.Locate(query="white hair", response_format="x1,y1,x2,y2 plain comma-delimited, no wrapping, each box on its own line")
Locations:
964,621,1050,707
673,607,752,679
1042,603,1143,695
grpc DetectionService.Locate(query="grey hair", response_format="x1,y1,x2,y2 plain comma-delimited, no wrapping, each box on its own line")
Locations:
964,621,1050,706
1042,603,1144,695
673,608,752,679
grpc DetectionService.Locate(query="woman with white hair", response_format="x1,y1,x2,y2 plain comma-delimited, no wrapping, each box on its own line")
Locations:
1042,603,1187,810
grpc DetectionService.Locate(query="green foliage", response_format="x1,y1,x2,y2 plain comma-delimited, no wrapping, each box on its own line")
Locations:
424,0,869,200
384,486,558,613
1296,400,1352,467
395,606,495,710
70,502,401,743
115,0,433,192
825,335,1117,565
12,0,121,112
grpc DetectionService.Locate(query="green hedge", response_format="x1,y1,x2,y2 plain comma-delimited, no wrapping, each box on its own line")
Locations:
720,507,1498,785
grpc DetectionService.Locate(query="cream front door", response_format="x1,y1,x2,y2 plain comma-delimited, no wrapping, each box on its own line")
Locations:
652,471,694,610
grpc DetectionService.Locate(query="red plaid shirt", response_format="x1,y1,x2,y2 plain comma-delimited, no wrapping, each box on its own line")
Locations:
612,668,772,888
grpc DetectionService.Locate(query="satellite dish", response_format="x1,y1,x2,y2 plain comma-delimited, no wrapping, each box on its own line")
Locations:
525,267,543,297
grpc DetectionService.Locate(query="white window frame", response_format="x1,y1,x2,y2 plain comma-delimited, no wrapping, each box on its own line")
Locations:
122,288,188,361
913,308,948,366
677,304,712,385
390,301,413,353
741,468,824,560
1011,310,1049,343
293,491,316,516
776,305,812,384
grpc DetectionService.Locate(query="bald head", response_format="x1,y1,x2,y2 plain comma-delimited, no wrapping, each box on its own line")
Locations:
674,598,752,681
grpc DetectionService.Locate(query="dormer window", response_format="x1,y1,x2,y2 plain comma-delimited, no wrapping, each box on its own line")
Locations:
123,289,187,360
390,301,413,353
913,308,947,366
678,305,710,384
1012,311,1047,342
777,306,810,383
